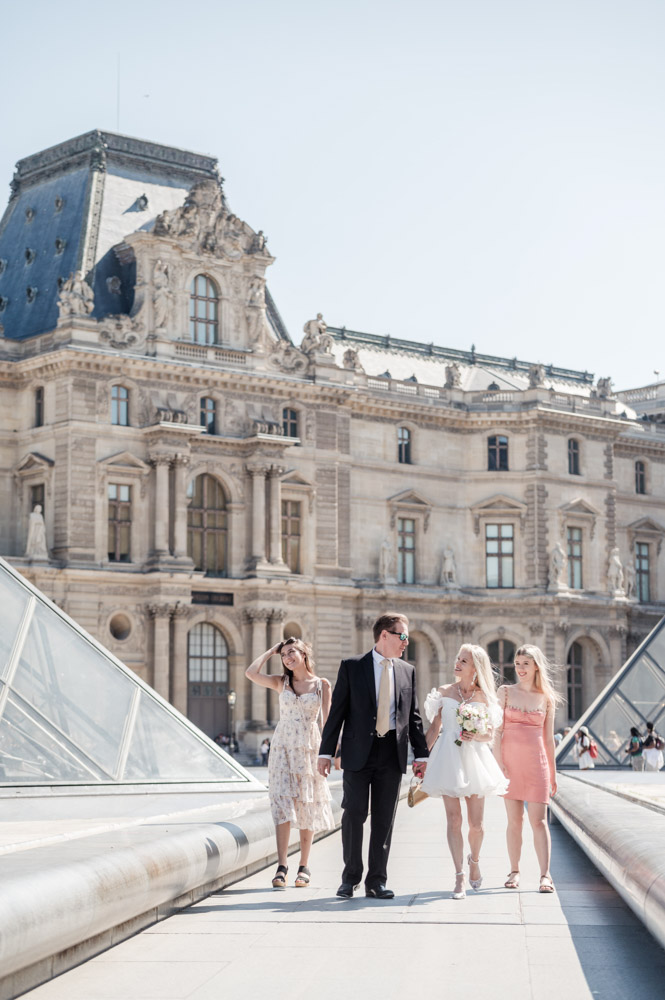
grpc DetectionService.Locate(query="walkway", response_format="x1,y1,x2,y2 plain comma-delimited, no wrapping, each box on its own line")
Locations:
21,792,665,1000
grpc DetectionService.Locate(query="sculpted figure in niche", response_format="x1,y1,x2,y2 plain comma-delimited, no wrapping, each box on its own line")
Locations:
25,504,48,560
152,260,172,330
378,537,394,583
607,547,625,594
624,560,636,599
548,542,566,590
444,362,461,389
301,313,333,355
58,270,94,318
439,546,458,589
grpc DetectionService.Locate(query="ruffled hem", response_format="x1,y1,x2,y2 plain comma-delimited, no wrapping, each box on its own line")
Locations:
421,736,509,799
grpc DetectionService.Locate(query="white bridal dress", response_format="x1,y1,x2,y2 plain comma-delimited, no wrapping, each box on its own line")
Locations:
420,690,509,799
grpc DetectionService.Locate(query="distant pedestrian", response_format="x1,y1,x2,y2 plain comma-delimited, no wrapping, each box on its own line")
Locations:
576,726,594,770
625,727,644,771
260,738,271,767
642,722,664,772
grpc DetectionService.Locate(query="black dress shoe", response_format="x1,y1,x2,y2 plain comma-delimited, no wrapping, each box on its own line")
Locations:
336,882,355,898
365,885,394,899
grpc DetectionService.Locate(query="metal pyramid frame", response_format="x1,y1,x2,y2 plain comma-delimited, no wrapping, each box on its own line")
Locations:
0,557,251,786
557,615,665,768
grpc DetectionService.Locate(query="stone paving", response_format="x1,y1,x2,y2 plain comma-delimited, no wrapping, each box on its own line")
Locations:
22,791,665,1000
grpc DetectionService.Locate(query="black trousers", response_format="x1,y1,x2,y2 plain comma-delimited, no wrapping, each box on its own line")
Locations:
341,731,403,888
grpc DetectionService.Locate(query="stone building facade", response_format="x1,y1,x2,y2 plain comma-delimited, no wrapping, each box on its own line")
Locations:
1,131,663,749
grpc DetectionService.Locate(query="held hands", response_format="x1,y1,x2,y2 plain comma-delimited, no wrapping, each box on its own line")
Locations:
317,757,331,777
412,761,427,778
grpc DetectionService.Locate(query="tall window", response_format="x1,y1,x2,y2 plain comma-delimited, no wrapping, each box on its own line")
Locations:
282,500,301,572
188,623,229,684
567,641,583,720
187,474,227,576
108,484,131,562
30,483,45,518
189,275,218,344
568,439,580,475
111,385,129,426
567,526,583,589
397,517,416,584
487,435,508,471
488,638,516,684
34,387,44,427
200,397,216,434
282,407,298,439
397,427,411,464
485,523,514,588
635,461,646,495
636,542,650,602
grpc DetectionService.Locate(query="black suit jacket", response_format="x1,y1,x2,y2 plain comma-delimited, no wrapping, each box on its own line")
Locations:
319,651,429,773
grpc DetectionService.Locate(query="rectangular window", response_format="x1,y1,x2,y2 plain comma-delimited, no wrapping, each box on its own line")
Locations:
111,386,129,426
282,408,299,439
30,483,45,518
397,427,411,464
281,499,301,573
397,517,416,584
635,461,646,495
636,542,650,602
485,523,514,588
108,483,131,562
35,387,44,427
568,439,580,475
200,397,216,434
487,436,509,471
567,526,583,589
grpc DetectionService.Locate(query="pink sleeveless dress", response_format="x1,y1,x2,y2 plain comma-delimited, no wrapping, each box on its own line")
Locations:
502,705,550,804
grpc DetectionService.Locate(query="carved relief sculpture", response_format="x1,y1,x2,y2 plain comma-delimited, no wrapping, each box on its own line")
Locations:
607,547,625,596
152,259,172,331
25,504,48,560
439,546,459,589
547,542,567,592
270,339,308,374
99,314,145,350
57,270,94,320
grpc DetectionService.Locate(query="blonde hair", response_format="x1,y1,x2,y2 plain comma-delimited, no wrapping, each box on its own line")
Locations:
459,644,499,707
514,645,563,706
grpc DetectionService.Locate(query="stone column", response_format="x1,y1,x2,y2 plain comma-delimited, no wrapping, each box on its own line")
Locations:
171,604,191,715
267,466,287,567
245,608,270,725
148,603,173,701
246,463,269,571
267,608,286,724
150,456,172,559
172,454,192,563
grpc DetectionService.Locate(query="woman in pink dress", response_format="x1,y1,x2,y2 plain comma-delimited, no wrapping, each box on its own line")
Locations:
494,645,560,893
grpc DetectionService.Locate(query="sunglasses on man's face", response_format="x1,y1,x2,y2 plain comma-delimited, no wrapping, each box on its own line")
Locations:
386,631,408,641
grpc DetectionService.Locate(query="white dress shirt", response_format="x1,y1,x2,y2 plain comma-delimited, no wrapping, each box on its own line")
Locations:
372,647,396,731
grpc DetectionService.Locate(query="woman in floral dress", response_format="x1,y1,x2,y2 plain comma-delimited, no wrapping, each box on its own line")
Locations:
246,637,334,889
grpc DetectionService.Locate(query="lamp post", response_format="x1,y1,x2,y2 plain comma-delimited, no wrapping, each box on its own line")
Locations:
227,689,237,752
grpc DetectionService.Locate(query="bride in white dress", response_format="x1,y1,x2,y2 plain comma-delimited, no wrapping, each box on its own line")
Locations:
421,644,508,899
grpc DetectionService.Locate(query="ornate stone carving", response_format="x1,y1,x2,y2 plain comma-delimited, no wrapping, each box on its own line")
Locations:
444,363,461,389
528,364,545,387
268,607,286,624
301,314,333,355
98,314,145,350
243,607,271,624
547,542,567,592
624,560,636,599
607,547,625,596
25,504,48,560
608,624,627,638
439,546,458,589
152,259,172,331
246,278,270,350
269,339,308,373
553,620,570,634
528,622,544,635
57,271,94,320
597,376,612,398
154,180,265,260
343,347,365,372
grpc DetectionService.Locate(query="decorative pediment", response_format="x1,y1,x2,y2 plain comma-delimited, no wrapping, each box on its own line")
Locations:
470,494,527,535
389,489,433,532
98,451,151,475
559,497,600,539
281,471,314,489
281,471,315,512
14,452,54,477
627,517,665,554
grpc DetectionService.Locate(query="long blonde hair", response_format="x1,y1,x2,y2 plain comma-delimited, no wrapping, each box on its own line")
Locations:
459,644,499,707
514,645,563,707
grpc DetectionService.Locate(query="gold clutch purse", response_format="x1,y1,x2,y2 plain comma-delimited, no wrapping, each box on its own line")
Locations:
407,775,428,807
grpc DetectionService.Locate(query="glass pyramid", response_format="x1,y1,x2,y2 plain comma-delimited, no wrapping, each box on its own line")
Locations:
557,616,665,768
0,557,250,785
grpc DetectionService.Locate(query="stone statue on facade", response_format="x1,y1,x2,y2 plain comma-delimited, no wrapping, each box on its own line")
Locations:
378,537,394,584
246,279,270,350
444,362,461,389
152,260,172,330
342,347,365,372
624,559,636,599
270,339,308,373
547,542,567,591
301,313,333,355
58,270,94,319
607,547,625,595
439,546,458,589
154,180,266,262
25,504,48,560
249,230,267,253
597,377,612,398
528,364,545,388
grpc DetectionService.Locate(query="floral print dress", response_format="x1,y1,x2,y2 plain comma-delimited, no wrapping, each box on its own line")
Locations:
267,676,334,831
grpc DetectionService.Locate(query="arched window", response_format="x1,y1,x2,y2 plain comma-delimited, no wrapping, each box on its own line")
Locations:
635,460,646,495
200,397,216,434
487,435,508,471
397,426,411,464
187,623,229,738
111,385,129,426
189,275,219,345
187,474,227,576
488,638,516,685
567,439,580,475
567,641,584,720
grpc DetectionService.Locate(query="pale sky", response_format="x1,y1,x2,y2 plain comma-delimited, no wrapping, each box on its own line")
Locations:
2,0,663,390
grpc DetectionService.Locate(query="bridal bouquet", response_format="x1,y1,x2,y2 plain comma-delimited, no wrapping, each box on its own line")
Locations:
455,703,490,747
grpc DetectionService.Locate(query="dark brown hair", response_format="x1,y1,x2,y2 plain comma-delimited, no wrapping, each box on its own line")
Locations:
372,612,409,643
278,636,315,682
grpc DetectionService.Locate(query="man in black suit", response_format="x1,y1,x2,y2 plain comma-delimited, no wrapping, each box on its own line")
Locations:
318,612,429,899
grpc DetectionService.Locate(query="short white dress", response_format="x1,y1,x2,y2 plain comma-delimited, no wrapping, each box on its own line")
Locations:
420,691,509,799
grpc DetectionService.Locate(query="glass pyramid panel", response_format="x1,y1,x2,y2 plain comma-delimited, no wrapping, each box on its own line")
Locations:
0,557,250,786
558,616,665,767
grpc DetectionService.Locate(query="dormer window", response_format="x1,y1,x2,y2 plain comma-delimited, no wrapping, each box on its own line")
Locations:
189,275,219,345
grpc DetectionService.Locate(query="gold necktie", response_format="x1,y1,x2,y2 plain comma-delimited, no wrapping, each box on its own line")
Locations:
376,658,391,736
